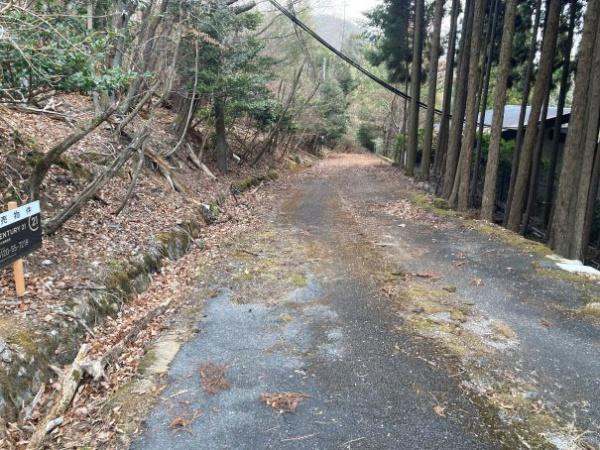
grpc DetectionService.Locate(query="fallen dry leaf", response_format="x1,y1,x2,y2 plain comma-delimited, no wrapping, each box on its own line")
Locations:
415,272,441,280
261,392,308,413
433,404,446,417
170,416,192,429
470,278,483,286
199,362,230,394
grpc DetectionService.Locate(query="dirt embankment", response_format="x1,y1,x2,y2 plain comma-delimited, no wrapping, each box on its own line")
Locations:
0,95,314,426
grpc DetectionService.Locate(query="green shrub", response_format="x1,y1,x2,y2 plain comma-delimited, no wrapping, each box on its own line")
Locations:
357,124,379,152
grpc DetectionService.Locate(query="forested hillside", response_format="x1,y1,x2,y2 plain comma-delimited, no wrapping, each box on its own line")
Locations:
2,0,600,448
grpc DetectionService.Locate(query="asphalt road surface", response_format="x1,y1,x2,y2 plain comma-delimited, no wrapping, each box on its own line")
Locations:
131,154,599,450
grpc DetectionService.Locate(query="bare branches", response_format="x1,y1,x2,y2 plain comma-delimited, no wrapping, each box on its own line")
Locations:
232,1,257,15
167,40,200,157
187,144,217,180
116,86,156,135
29,104,118,199
113,144,146,216
44,127,150,235
0,1,13,14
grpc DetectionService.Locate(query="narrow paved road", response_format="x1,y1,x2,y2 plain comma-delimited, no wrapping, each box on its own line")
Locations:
131,154,599,449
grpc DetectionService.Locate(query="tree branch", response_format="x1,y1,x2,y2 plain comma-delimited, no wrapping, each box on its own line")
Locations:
29,104,118,199
44,127,149,235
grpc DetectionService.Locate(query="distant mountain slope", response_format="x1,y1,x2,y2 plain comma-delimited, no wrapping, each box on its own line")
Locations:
312,14,363,50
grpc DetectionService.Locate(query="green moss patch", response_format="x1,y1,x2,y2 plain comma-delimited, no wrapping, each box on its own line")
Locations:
234,169,279,194
289,273,307,287
408,192,457,218
476,223,551,257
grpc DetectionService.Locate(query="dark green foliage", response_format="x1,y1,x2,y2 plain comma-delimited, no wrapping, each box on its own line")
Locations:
243,99,297,132
357,124,379,152
0,8,130,101
334,64,360,96
317,80,349,144
178,6,284,133
364,0,413,82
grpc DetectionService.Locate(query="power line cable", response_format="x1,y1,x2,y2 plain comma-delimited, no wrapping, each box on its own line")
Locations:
266,0,445,116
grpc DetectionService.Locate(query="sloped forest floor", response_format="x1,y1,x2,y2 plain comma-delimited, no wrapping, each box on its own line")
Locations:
0,94,287,316
27,152,599,449
0,94,312,445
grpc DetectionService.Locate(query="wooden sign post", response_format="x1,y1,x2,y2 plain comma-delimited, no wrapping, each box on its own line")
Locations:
8,202,26,299
1,200,42,305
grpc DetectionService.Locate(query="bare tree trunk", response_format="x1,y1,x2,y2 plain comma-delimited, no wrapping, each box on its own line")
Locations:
87,0,101,113
551,0,600,257
442,0,474,198
160,19,184,104
385,95,400,158
87,0,94,31
433,0,459,187
504,0,542,223
29,105,117,199
420,0,445,180
522,89,551,233
111,1,138,71
469,0,500,205
398,80,410,167
582,139,600,254
452,0,486,211
215,97,229,173
123,0,170,112
543,0,577,230
168,40,200,157
114,145,145,216
480,0,517,221
506,0,561,231
569,36,600,258
406,0,425,176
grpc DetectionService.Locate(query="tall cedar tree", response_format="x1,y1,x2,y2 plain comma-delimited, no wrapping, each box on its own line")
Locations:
551,0,600,258
543,0,578,228
406,0,425,176
451,0,486,210
470,0,500,205
442,0,474,198
420,0,445,179
480,0,518,221
364,0,412,83
504,0,542,222
506,0,562,231
433,0,460,181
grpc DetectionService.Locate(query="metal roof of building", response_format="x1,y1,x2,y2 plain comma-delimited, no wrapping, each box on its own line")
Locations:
483,105,571,129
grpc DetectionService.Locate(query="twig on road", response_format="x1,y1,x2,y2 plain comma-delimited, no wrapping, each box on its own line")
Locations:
281,433,317,442
339,436,366,447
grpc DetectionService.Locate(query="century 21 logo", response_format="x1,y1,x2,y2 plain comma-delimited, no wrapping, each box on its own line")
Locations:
28,215,40,232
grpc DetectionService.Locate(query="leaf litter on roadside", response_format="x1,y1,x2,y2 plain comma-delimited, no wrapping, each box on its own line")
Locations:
199,362,230,394
169,409,202,431
261,392,308,413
